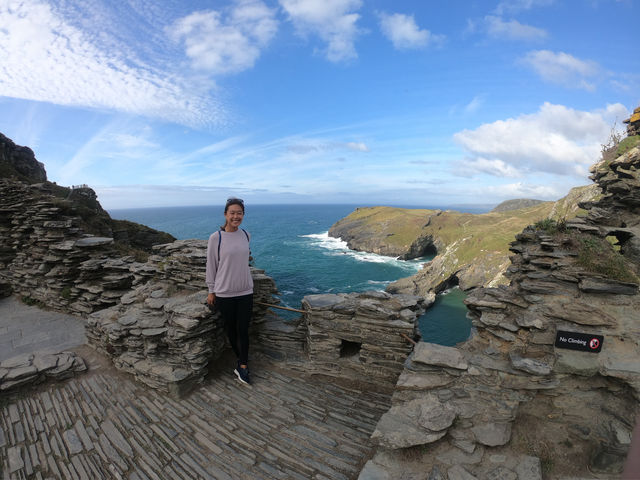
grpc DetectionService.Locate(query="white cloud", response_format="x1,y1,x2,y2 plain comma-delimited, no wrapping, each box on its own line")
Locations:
168,0,277,74
453,102,629,178
0,0,221,128
345,141,369,152
483,15,547,41
495,0,555,15
480,182,561,200
279,0,362,62
464,95,484,114
457,157,522,178
521,50,600,90
378,12,444,50
286,139,369,154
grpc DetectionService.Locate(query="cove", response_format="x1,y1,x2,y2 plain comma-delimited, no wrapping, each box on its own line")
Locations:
418,287,472,346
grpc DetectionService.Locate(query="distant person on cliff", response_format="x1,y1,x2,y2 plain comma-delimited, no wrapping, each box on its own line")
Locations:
206,197,254,385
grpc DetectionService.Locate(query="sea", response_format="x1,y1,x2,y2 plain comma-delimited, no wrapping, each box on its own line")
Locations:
109,204,478,346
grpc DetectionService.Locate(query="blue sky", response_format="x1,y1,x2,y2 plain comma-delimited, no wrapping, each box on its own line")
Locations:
1,0,638,210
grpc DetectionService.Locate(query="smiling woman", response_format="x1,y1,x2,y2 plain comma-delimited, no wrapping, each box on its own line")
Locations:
205,197,254,385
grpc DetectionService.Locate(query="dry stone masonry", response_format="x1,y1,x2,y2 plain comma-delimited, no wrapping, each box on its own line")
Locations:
0,179,145,315
0,351,86,393
360,146,640,479
302,291,426,389
85,239,279,396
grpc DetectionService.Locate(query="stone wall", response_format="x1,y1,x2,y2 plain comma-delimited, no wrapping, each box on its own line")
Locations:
301,291,426,389
0,179,144,315
85,240,279,396
360,147,640,479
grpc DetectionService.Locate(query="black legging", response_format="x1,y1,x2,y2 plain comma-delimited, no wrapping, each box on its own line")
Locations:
216,294,253,365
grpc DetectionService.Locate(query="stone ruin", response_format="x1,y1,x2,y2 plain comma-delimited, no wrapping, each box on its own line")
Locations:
1,172,424,396
85,240,280,396
360,146,640,479
302,291,426,388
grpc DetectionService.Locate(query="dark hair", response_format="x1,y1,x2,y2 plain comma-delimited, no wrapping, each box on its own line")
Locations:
224,197,244,213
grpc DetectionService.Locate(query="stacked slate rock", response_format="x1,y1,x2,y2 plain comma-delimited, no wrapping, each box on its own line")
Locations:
623,106,640,136
302,291,425,389
360,146,640,479
0,179,140,315
0,351,86,393
86,239,281,396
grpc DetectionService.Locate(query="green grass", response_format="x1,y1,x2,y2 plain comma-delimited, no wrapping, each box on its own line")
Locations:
616,135,640,157
533,218,567,235
576,235,638,283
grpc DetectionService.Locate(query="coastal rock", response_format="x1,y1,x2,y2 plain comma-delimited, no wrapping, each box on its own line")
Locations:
370,396,455,448
364,126,640,479
411,342,468,370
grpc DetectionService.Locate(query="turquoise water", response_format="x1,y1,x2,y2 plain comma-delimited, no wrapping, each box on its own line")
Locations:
110,204,472,345
418,287,471,346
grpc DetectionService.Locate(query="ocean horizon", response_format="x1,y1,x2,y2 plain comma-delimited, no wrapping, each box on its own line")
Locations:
110,203,473,346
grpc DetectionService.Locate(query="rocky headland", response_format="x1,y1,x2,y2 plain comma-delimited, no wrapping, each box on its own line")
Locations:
329,184,599,295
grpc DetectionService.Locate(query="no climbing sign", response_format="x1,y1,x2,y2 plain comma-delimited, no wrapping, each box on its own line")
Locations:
555,330,604,353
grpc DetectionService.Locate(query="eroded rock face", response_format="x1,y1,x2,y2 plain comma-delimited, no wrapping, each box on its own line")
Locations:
0,133,47,183
361,146,640,479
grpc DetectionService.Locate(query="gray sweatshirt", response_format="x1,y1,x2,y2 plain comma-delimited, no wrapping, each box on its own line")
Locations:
205,229,254,297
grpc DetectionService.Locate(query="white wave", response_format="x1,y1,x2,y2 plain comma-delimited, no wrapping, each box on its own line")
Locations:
300,232,425,272
366,280,391,285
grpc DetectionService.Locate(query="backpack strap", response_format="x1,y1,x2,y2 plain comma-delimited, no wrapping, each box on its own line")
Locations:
217,228,250,258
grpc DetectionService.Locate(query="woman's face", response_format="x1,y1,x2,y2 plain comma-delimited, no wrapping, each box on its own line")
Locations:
224,204,244,229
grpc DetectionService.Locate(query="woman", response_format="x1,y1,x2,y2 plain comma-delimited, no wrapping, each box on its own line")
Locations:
206,197,254,385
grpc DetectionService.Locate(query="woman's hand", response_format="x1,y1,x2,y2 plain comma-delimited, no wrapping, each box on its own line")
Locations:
207,293,216,305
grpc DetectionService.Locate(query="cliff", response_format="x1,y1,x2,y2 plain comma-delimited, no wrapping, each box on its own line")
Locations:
360,144,640,479
0,133,175,257
329,185,599,295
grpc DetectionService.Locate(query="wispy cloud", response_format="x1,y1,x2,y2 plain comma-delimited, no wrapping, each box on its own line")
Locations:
483,15,547,41
0,0,223,128
453,102,629,178
464,95,485,114
520,50,600,90
494,0,555,15
167,0,278,74
279,0,362,62
480,182,560,200
378,12,444,50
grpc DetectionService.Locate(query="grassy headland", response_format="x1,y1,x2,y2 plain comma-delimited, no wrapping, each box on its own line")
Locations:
329,184,600,296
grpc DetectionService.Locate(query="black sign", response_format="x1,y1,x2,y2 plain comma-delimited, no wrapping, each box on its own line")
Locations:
555,330,603,353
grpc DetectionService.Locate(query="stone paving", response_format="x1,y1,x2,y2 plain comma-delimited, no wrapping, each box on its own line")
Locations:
0,299,393,480
0,298,86,363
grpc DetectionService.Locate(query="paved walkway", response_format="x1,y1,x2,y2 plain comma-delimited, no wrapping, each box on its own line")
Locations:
0,299,391,479
0,297,86,362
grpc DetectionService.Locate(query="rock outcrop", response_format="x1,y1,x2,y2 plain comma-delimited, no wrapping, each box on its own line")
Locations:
360,145,640,479
0,133,47,183
624,106,640,137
